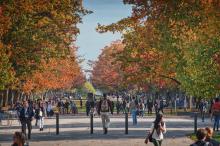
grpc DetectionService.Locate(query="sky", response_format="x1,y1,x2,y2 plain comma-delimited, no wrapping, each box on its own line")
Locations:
76,0,132,72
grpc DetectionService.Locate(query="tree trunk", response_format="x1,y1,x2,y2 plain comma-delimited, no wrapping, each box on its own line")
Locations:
30,92,33,101
0,91,3,107
19,92,22,101
5,89,9,106
189,96,193,111
11,90,14,104
21,92,24,101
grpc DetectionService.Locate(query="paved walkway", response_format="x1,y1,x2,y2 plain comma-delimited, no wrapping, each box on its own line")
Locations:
0,114,213,146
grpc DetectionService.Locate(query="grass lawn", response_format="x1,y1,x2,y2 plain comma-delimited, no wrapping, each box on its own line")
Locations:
188,133,220,142
77,106,86,113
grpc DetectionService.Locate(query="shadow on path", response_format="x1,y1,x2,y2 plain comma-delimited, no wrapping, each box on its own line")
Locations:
0,129,194,143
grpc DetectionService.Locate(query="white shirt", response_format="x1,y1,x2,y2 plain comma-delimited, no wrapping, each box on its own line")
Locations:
150,122,166,140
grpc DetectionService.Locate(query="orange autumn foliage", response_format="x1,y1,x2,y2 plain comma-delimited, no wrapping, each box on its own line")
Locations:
91,41,124,92
22,58,85,93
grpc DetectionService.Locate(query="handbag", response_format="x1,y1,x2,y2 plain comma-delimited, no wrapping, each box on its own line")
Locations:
145,128,155,144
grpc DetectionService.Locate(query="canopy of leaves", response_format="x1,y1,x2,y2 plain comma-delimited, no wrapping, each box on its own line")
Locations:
0,0,88,93
83,81,96,94
97,0,220,97
90,41,125,92
22,58,85,93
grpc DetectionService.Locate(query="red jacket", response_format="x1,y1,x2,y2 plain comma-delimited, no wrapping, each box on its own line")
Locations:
212,102,220,111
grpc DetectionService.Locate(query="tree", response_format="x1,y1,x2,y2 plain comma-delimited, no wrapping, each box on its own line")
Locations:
97,0,220,97
0,0,89,104
83,81,96,94
90,41,125,92
22,57,85,94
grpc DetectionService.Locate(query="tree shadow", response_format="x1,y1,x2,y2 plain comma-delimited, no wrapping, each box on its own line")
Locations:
0,128,194,143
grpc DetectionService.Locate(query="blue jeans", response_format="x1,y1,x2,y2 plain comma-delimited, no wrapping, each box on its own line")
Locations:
214,115,220,131
131,109,137,125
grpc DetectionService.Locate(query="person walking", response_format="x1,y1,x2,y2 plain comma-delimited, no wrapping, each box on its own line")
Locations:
80,98,83,109
199,99,207,122
46,101,53,117
38,102,46,131
65,100,70,114
57,100,61,114
111,101,115,115
211,98,220,131
159,100,164,114
116,100,120,115
147,98,153,114
154,100,159,114
144,97,148,110
70,101,77,114
122,99,126,114
139,102,145,118
98,93,113,134
34,103,40,127
85,100,90,116
130,97,138,125
149,113,166,146
19,100,34,139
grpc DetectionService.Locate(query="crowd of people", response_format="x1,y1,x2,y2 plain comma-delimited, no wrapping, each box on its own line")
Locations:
1,93,220,146
84,94,220,146
85,94,168,126
3,98,79,140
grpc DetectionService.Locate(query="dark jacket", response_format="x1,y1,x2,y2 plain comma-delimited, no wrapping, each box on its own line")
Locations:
35,108,40,119
86,101,90,109
98,99,113,114
206,138,220,146
190,140,213,146
35,107,45,119
19,106,34,121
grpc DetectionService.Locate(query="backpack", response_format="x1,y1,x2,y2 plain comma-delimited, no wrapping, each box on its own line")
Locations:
130,101,136,110
101,100,109,112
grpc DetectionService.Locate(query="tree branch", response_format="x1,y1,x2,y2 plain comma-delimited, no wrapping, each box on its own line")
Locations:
159,74,181,85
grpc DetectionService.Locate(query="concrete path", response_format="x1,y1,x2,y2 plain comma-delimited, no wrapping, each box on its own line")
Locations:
0,115,213,146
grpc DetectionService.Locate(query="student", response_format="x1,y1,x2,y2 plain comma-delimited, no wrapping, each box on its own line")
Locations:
12,132,25,146
205,127,220,146
19,100,34,139
139,102,145,118
34,103,40,126
147,98,153,114
38,102,46,131
85,100,90,116
46,101,53,117
97,93,113,134
130,97,138,125
190,129,212,146
211,98,220,131
199,99,207,122
150,113,166,146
